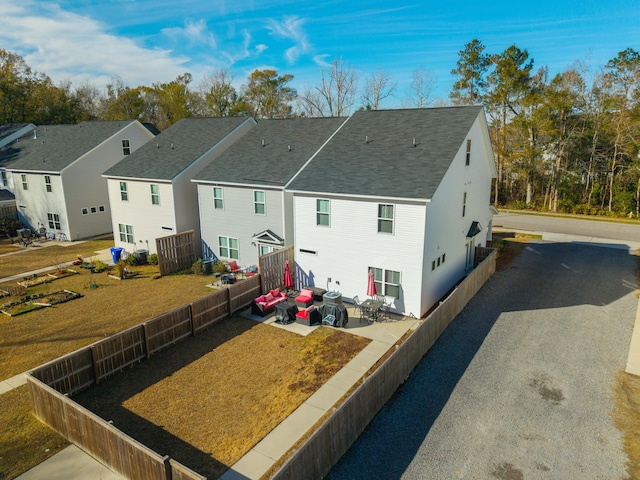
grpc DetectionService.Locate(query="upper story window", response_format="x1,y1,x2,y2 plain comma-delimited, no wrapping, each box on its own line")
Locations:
466,139,471,166
462,192,467,217
21,174,28,190
254,190,265,215
120,181,128,201
316,199,330,226
45,175,52,193
122,139,131,155
1,171,7,187
213,187,224,209
150,184,160,205
378,204,394,234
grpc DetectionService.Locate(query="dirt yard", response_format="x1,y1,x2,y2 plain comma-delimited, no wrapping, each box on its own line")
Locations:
74,317,370,478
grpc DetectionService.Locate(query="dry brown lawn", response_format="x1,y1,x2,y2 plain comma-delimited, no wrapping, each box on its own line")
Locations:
74,318,370,478
0,238,115,279
614,366,640,479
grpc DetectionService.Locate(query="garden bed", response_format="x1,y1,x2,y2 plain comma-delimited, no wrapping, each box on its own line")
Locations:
1,290,81,316
17,269,77,287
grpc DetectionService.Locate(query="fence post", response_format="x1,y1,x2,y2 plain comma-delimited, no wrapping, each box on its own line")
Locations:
163,455,172,480
90,345,100,386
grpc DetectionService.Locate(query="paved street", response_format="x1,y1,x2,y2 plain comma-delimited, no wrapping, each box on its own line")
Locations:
328,241,636,479
495,211,640,243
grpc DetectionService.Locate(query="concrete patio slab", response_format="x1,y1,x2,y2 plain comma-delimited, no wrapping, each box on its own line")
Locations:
219,449,272,480
305,382,350,410
15,445,122,480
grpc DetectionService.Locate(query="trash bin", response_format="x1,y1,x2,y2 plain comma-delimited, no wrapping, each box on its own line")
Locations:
134,249,148,264
110,247,124,264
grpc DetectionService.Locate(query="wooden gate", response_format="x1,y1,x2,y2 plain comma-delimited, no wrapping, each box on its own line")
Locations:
156,230,198,276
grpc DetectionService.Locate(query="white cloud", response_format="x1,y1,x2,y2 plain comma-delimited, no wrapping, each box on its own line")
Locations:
266,15,309,64
313,54,334,68
0,1,189,89
161,20,217,49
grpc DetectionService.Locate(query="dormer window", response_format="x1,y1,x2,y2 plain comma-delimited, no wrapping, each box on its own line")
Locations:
122,139,131,155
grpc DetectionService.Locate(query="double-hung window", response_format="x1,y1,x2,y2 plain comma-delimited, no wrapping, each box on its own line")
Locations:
122,139,131,155
316,199,330,226
254,190,265,215
369,267,401,298
150,184,160,205
118,224,133,243
21,174,28,190
219,236,239,259
45,175,52,192
466,139,471,165
213,187,224,209
378,204,394,233
47,213,61,230
1,171,7,187
120,182,128,201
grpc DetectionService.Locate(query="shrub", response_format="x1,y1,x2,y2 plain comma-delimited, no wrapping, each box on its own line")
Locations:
115,260,127,278
213,260,229,274
191,258,203,275
125,252,138,266
92,259,107,273
148,253,158,265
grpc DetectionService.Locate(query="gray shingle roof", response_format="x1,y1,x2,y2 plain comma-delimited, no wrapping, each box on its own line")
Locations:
286,106,483,200
0,124,32,140
193,117,347,187
0,189,15,202
103,117,252,181
0,121,138,172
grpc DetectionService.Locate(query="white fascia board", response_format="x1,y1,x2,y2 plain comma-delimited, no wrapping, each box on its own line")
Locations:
191,178,285,191
290,189,430,205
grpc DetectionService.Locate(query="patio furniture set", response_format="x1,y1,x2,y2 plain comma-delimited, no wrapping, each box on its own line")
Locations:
352,294,392,323
251,286,350,327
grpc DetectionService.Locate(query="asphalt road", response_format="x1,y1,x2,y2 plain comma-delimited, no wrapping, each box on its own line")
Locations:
327,241,636,479
494,211,640,243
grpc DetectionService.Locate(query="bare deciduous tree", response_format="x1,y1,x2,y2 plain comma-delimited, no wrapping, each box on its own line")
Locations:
406,66,436,108
298,57,358,117
197,69,239,117
361,70,397,110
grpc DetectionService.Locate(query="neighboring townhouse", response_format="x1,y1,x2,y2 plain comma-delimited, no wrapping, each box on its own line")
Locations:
0,121,156,240
103,117,256,255
0,123,36,193
193,117,347,266
287,106,496,317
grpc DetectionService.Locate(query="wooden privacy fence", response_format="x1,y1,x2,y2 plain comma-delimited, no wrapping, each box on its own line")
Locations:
0,204,18,220
258,245,294,293
156,230,198,276
27,274,261,480
271,249,497,480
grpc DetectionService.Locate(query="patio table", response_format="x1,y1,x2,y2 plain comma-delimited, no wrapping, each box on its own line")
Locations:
360,299,383,321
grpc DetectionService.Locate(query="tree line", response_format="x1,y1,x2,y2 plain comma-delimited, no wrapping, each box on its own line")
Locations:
1,43,639,216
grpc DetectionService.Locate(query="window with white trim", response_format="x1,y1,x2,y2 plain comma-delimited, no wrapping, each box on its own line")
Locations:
213,187,224,209
218,236,239,259
47,212,61,230
369,266,401,298
21,174,28,190
81,208,89,215
122,139,131,155
1,171,7,187
254,190,265,215
45,175,52,192
99,205,105,212
90,206,97,214
259,244,281,256
378,204,394,233
120,181,128,201
150,184,160,205
466,139,471,166
118,224,133,243
316,199,330,226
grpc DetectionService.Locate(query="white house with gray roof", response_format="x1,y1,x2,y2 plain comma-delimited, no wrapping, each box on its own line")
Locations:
0,120,155,240
192,117,346,267
0,123,36,193
287,106,496,317
103,116,255,255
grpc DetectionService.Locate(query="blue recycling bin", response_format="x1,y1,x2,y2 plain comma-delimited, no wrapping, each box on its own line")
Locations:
110,247,124,264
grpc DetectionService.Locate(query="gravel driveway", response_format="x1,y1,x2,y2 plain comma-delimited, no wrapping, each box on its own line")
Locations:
328,241,636,479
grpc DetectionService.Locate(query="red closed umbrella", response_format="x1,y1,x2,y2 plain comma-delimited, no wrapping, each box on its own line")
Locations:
283,260,293,290
366,268,377,297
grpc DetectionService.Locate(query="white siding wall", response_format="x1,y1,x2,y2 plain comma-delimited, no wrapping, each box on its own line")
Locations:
13,173,66,234
293,194,426,316
63,121,154,240
421,114,495,314
198,184,285,266
108,179,176,254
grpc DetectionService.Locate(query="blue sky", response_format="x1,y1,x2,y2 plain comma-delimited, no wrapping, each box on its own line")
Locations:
1,0,638,108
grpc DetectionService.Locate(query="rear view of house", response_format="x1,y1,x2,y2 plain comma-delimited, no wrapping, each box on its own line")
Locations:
103,117,256,255
0,121,156,240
